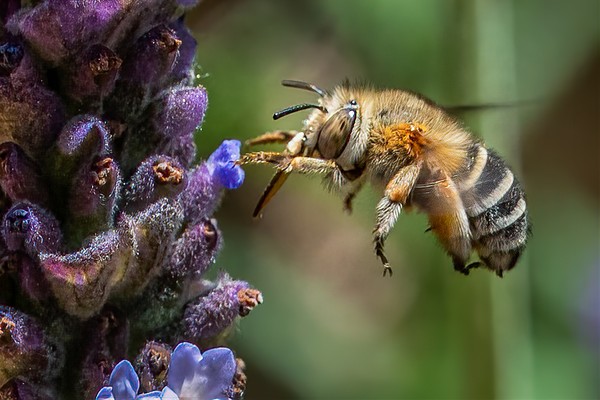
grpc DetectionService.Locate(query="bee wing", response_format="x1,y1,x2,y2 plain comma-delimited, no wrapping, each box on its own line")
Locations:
252,169,290,218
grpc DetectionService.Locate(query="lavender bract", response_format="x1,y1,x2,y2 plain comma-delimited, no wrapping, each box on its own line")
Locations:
0,1,258,398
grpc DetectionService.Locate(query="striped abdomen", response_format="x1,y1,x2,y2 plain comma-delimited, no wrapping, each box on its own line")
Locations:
457,144,530,276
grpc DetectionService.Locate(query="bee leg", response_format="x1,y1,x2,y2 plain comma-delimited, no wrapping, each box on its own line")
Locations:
453,260,482,276
372,164,421,277
238,151,290,167
343,192,355,214
244,130,300,147
342,180,365,214
285,156,338,175
239,153,336,175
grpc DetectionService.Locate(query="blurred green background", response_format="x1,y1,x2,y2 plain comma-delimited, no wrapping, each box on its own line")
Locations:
187,1,599,399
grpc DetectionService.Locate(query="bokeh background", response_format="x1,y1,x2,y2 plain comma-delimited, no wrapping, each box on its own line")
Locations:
186,0,599,399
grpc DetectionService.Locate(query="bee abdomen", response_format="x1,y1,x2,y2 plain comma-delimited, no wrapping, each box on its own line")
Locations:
457,146,530,275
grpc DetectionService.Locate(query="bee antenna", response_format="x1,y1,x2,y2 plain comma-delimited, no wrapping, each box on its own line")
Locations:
273,103,327,120
281,80,327,97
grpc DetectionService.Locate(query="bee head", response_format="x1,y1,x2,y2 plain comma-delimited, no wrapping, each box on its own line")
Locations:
273,80,362,160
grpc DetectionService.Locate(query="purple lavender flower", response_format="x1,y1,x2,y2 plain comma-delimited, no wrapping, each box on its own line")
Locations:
183,274,263,343
180,141,245,224
207,140,245,190
168,342,236,400
95,343,237,400
0,0,259,397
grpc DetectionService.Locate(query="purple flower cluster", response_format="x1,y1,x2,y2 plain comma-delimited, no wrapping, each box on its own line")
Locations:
0,1,259,398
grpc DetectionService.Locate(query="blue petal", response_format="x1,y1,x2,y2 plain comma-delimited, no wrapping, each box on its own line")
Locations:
167,342,202,396
207,140,244,189
178,347,236,399
109,360,140,400
96,387,115,400
161,387,180,400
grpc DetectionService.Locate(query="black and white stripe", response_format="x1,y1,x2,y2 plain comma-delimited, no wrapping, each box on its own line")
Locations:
458,146,529,276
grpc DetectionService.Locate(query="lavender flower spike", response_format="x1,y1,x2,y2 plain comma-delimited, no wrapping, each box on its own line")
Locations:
1,0,258,395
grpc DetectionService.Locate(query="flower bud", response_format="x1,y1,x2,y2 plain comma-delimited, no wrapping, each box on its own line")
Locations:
0,39,24,76
0,142,49,206
168,18,197,84
0,76,64,159
124,155,187,212
182,275,262,342
66,157,121,244
56,115,111,162
113,199,184,297
0,306,59,387
155,86,207,142
64,44,122,103
80,308,129,399
180,141,244,224
40,230,127,318
168,219,221,279
2,202,62,256
119,25,181,87
13,0,122,65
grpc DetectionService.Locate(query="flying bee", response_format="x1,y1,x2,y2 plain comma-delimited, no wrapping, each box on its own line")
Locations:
239,80,530,277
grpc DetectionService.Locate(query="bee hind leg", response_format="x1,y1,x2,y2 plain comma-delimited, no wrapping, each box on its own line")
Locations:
452,258,481,276
372,163,421,277
373,197,402,277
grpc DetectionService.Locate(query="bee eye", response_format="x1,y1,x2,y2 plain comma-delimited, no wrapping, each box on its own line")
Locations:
317,106,357,159
350,99,358,106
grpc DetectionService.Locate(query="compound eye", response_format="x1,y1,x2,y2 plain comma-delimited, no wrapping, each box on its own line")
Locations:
316,104,357,159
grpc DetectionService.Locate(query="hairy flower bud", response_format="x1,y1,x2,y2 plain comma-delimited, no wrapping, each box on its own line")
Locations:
64,44,122,103
120,25,182,88
56,115,111,163
0,74,65,159
12,0,122,66
180,141,244,224
2,202,62,256
80,308,129,399
125,155,187,213
152,86,208,166
40,230,127,318
0,142,49,206
0,307,59,388
0,39,23,76
168,18,197,84
168,219,221,279
182,275,262,342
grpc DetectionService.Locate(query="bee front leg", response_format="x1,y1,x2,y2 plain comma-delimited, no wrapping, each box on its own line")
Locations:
239,152,337,175
373,163,421,277
244,130,300,147
238,151,291,167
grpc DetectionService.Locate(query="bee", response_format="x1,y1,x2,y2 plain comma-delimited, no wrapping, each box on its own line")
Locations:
240,80,530,277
